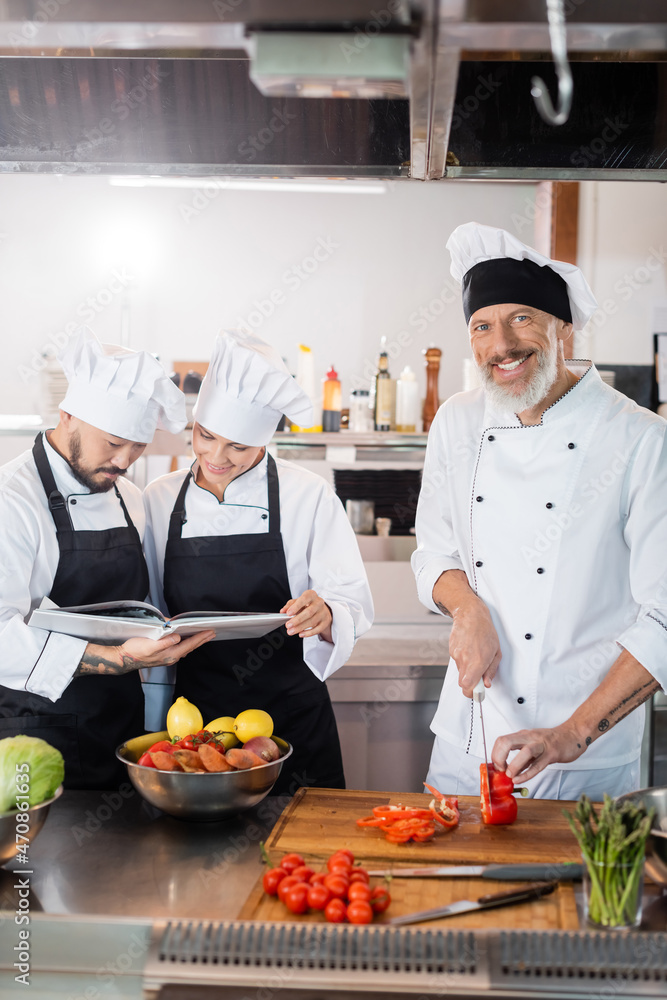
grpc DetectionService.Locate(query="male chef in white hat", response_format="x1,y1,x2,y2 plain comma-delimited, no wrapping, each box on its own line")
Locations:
0,329,214,789
412,222,667,799
143,330,373,794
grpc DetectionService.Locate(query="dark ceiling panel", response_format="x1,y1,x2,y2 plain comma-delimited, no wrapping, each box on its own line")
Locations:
0,57,410,173
448,61,667,171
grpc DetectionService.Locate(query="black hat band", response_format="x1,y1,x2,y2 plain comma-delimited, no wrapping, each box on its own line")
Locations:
462,257,572,326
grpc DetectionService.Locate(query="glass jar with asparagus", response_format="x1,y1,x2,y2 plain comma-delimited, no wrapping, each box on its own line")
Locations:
566,793,655,929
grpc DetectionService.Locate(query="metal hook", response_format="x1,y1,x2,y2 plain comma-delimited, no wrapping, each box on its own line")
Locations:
531,0,573,126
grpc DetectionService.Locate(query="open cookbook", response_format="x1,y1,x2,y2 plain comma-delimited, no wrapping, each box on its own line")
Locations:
28,598,289,643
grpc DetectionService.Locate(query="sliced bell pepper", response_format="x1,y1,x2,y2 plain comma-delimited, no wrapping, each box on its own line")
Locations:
356,816,385,828
480,763,517,825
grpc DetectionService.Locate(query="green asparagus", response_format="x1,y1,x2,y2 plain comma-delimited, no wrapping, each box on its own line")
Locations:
565,794,654,928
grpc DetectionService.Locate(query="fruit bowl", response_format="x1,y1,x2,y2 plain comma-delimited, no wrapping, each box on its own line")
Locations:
115,731,293,822
615,786,667,888
0,785,63,867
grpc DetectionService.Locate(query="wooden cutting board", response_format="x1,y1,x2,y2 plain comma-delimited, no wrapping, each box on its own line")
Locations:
238,870,580,930
264,787,582,866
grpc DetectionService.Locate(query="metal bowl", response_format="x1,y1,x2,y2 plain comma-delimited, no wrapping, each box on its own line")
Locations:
616,786,667,888
0,785,63,867
116,732,293,822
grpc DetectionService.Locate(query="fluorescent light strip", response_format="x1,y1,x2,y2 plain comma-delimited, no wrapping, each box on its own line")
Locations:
108,176,387,194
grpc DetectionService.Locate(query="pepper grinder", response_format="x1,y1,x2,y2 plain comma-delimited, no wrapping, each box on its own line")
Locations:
422,346,442,432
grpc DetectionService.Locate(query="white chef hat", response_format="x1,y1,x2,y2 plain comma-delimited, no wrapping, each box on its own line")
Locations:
193,330,313,446
58,328,186,443
447,222,598,331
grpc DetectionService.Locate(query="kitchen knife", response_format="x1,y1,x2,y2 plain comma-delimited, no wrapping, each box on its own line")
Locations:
473,676,492,810
366,862,583,880
387,880,558,926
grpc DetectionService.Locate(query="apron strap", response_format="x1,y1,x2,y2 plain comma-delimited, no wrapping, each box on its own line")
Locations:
113,482,141,537
33,432,73,533
266,453,281,536
33,431,138,536
167,471,193,542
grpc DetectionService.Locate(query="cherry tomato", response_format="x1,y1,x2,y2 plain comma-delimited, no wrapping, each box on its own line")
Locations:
277,875,301,904
309,872,327,885
284,883,310,915
347,882,372,903
280,853,305,874
175,736,196,751
323,873,349,900
331,849,355,864
262,868,287,896
346,900,373,924
291,865,316,882
324,898,347,923
348,869,370,885
370,886,391,913
195,730,213,741
137,751,157,768
147,740,176,754
307,883,331,911
327,855,352,873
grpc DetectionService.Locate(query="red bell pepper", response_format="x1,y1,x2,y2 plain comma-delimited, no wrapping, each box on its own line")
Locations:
423,783,460,828
479,763,517,825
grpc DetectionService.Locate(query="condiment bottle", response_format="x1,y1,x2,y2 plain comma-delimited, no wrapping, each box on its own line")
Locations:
349,389,373,432
395,366,420,432
422,345,442,432
374,338,396,431
322,364,342,432
291,344,322,432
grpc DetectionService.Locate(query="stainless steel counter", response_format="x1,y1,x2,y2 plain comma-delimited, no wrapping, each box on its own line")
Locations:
2,789,667,1000
0,788,279,922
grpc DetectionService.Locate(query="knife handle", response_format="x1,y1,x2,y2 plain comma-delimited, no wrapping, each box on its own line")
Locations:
483,863,584,881
477,881,558,906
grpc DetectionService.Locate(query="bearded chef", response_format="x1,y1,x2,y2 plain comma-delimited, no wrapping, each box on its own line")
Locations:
412,222,667,800
0,329,214,789
144,331,373,795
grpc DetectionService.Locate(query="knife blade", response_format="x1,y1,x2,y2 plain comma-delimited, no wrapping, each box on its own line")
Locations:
366,863,583,880
387,880,558,926
473,677,492,817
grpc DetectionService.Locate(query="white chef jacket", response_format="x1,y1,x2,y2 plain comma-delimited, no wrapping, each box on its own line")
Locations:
0,433,146,701
143,452,374,683
412,363,667,770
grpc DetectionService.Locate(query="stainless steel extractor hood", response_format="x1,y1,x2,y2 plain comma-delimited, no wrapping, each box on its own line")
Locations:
0,0,665,180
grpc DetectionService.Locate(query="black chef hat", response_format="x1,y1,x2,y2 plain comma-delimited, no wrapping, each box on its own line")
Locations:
462,257,573,326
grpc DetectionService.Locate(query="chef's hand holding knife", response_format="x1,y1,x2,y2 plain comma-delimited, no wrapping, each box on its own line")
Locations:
433,573,660,783
281,589,333,643
432,570,579,784
432,569,501,697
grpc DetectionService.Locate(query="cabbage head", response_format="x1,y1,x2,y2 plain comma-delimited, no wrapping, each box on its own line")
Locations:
0,735,65,812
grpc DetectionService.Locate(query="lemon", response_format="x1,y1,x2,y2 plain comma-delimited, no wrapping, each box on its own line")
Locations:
166,696,203,740
205,716,239,749
233,709,273,742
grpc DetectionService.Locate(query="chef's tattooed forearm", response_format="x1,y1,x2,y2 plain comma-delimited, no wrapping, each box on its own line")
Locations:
601,682,662,730
593,680,661,738
607,680,657,717
74,647,138,677
435,600,452,618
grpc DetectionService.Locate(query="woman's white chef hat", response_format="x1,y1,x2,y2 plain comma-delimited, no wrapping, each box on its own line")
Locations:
58,328,186,443
193,330,313,446
447,222,598,331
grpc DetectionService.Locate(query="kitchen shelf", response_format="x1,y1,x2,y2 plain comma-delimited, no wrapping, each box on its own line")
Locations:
272,430,428,463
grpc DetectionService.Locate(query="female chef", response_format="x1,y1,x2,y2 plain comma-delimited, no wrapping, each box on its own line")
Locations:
144,331,374,793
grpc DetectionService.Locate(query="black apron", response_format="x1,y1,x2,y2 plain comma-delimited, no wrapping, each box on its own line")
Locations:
164,454,345,796
0,433,148,789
